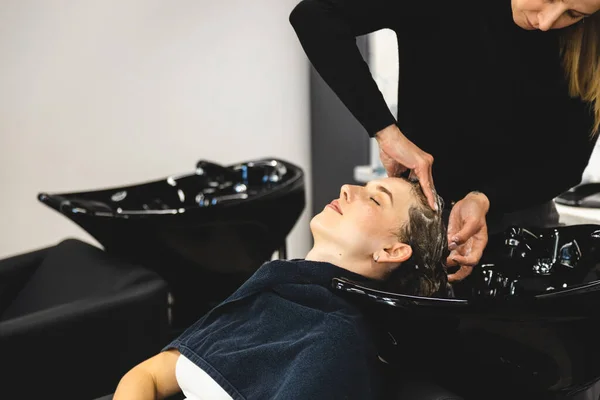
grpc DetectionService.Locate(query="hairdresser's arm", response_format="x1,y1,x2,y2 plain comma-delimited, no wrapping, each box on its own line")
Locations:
446,159,586,281
446,157,590,282
289,0,398,136
289,0,437,208
446,101,597,280
113,349,181,400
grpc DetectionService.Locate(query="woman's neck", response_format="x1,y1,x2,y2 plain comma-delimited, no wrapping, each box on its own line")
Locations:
305,245,386,280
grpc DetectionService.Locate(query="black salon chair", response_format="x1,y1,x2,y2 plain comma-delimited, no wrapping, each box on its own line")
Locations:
0,238,170,400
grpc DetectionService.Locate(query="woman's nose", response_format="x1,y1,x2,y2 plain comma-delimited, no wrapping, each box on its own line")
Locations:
538,14,553,31
538,8,562,31
340,184,352,203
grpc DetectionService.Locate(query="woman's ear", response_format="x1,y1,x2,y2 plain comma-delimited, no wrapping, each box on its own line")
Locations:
376,242,412,264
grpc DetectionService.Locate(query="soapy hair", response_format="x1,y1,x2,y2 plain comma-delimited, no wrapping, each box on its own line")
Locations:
382,180,450,297
561,14,600,136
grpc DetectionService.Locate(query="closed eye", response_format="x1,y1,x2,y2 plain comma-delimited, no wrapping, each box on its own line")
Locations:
370,197,381,206
567,10,583,19
566,9,588,19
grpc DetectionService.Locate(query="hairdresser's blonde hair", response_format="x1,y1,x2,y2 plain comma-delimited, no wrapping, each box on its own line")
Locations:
561,13,600,136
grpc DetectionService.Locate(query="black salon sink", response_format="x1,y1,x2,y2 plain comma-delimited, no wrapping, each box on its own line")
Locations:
333,224,600,399
38,158,305,329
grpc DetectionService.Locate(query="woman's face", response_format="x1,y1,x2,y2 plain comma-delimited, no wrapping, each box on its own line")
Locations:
511,0,600,30
310,177,417,258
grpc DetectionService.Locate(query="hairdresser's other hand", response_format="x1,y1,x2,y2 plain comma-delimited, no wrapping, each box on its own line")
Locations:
446,192,490,282
375,124,437,211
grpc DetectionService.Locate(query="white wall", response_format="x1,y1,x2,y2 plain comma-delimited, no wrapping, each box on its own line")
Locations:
367,29,398,172
0,0,312,259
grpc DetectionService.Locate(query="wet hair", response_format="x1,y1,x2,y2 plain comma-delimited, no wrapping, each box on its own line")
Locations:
381,179,450,298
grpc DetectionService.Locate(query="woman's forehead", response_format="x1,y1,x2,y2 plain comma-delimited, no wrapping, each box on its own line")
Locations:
371,177,414,193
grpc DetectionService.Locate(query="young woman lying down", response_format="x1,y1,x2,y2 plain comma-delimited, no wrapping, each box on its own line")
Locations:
113,177,449,400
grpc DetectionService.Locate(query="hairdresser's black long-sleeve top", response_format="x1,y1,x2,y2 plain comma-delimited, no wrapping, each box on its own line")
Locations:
290,0,598,216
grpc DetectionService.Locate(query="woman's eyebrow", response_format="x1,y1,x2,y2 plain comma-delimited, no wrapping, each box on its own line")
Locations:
376,185,394,205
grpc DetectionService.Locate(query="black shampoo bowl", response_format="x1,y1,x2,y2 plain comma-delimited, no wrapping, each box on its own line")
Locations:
333,224,600,400
38,158,305,330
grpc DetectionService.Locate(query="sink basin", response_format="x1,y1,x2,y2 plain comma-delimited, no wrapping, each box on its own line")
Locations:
38,158,306,328
333,224,600,398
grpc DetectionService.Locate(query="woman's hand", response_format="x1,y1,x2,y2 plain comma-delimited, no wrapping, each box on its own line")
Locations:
446,192,490,282
375,124,437,210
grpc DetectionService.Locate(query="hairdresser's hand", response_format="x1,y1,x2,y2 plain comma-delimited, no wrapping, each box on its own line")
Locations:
375,124,437,210
446,192,490,282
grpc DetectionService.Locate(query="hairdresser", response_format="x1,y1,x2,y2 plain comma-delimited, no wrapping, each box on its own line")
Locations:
290,0,600,281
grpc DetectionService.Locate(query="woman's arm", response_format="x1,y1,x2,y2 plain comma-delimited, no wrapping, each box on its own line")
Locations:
113,349,181,400
289,0,439,209
289,0,400,137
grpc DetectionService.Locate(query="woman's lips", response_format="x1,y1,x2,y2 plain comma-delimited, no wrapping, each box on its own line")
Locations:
327,199,343,215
